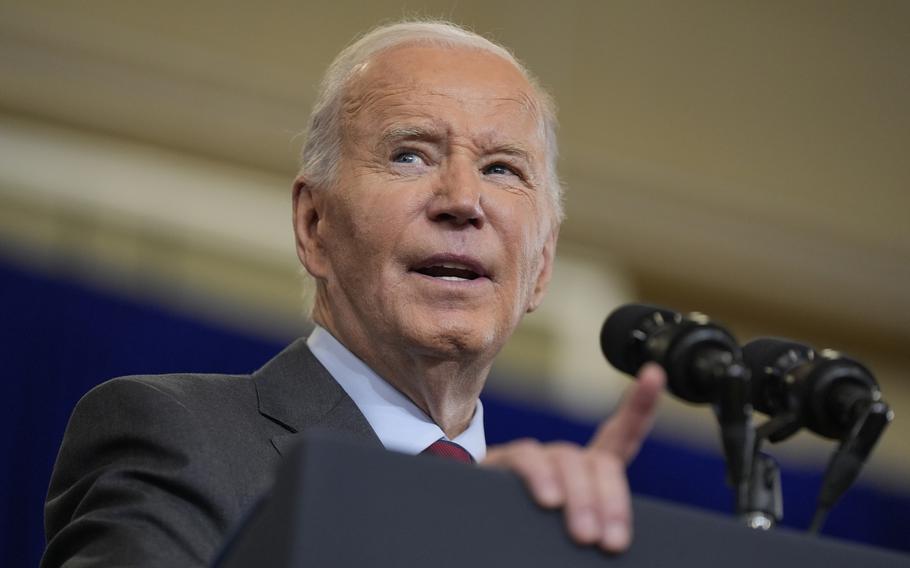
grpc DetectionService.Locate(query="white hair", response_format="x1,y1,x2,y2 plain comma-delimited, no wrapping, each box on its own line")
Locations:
299,20,565,221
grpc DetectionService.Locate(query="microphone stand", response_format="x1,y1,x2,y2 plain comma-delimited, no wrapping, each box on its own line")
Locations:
743,451,782,530
702,353,791,530
696,350,758,523
740,415,797,530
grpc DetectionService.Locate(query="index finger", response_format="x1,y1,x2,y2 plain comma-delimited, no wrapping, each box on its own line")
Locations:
589,363,666,464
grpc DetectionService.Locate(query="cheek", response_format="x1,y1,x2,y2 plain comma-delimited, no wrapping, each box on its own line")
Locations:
323,189,418,277
327,188,383,246
497,217,546,304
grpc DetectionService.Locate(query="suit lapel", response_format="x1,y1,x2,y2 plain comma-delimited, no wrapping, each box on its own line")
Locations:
252,338,382,456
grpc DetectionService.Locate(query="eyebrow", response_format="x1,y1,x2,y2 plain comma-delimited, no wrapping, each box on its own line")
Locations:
379,124,446,147
486,142,533,163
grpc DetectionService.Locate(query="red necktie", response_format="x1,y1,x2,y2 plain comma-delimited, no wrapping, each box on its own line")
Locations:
421,439,475,464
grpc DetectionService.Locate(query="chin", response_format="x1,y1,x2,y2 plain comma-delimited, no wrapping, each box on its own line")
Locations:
405,314,501,360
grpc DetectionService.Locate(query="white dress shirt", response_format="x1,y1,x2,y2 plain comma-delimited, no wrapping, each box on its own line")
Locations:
306,325,487,462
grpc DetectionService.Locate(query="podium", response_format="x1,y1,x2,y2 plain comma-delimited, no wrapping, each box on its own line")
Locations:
217,431,907,567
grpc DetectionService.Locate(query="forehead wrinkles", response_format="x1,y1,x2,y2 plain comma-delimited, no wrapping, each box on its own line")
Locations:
341,75,413,133
428,91,545,165
487,91,546,146
343,85,545,158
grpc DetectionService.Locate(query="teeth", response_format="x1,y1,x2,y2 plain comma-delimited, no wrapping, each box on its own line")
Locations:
413,262,482,281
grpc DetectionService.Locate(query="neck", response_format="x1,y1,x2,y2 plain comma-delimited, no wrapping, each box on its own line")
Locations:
313,310,490,439
391,357,488,438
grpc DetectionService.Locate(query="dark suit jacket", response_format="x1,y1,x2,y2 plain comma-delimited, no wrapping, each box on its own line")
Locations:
42,339,382,567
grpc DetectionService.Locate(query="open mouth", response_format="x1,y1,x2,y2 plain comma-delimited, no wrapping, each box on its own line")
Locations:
415,264,481,281
411,256,488,283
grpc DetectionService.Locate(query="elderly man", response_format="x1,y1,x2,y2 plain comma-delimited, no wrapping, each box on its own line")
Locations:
42,20,665,567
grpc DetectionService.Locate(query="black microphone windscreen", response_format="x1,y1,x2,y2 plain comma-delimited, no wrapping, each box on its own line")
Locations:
742,337,811,373
742,337,812,416
601,303,676,375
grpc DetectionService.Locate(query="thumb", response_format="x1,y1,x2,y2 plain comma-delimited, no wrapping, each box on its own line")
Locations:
590,363,666,464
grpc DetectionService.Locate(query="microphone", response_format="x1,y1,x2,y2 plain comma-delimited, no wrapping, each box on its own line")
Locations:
742,338,880,440
742,337,893,532
601,303,754,513
600,303,743,404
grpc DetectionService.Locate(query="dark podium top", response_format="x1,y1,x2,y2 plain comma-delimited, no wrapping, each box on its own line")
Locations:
218,431,908,567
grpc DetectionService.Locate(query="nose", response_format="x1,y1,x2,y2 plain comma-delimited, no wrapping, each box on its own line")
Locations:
427,158,485,229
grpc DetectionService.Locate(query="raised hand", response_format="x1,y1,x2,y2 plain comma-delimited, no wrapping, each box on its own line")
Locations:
483,363,666,552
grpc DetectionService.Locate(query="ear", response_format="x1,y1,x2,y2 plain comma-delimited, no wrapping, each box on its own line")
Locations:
526,223,559,313
292,175,330,279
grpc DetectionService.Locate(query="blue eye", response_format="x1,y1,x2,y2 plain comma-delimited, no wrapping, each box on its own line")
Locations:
392,151,424,165
483,163,517,177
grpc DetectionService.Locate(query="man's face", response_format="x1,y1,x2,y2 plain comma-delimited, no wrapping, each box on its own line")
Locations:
295,44,557,365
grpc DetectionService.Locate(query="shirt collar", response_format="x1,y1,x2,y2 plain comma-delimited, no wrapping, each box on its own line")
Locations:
306,325,486,462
